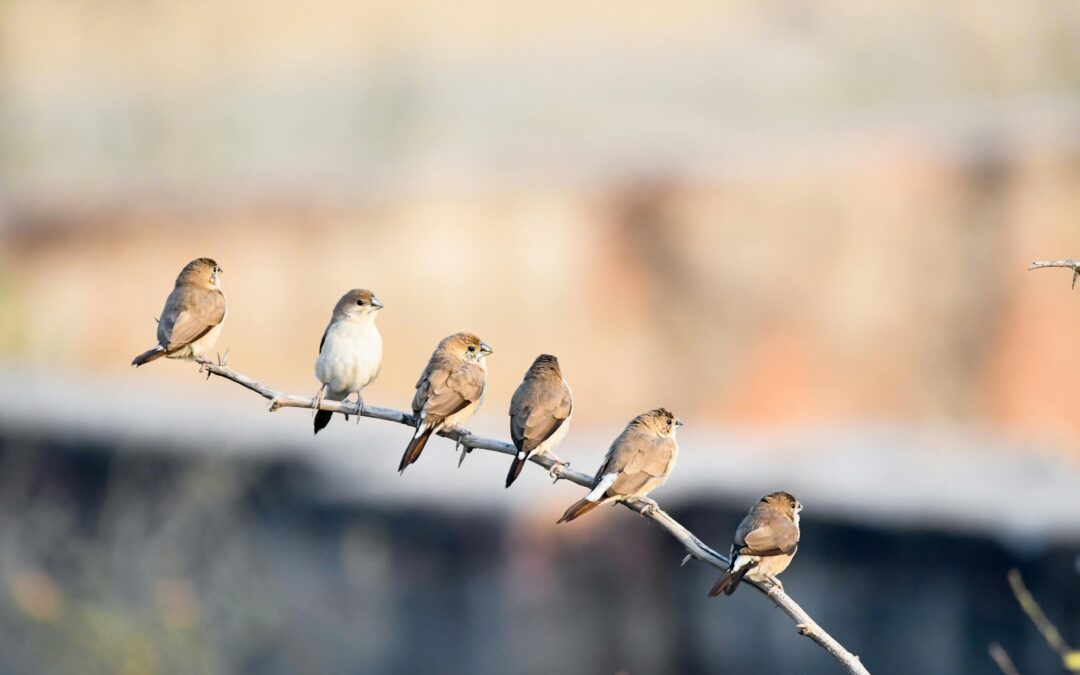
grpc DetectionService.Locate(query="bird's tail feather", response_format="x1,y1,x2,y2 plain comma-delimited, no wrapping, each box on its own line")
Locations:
313,410,333,435
399,425,434,472
505,454,528,488
131,346,167,367
709,563,753,597
557,498,601,524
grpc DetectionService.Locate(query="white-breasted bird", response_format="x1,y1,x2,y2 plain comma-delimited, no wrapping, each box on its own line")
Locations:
313,289,384,434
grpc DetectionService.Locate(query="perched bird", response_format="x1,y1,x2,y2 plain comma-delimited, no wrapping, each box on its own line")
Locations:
132,258,226,367
557,408,681,523
709,491,802,597
312,289,385,434
506,354,572,488
398,332,492,472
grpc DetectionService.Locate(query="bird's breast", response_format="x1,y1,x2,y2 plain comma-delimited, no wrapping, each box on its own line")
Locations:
315,321,383,393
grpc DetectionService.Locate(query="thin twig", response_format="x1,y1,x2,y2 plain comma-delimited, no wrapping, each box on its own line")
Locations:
194,358,871,675
1008,569,1080,671
1029,259,1080,289
989,642,1022,675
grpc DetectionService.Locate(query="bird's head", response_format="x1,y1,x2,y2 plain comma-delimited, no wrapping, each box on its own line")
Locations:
763,491,803,522
442,332,493,363
178,258,223,288
334,289,384,320
637,407,683,437
526,353,561,377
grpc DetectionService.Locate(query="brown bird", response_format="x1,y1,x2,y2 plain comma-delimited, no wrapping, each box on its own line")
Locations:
506,354,572,488
398,332,492,472
312,289,384,434
132,258,226,367
557,408,681,523
709,491,802,597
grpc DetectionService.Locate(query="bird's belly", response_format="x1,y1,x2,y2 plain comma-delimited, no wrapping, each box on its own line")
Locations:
190,322,224,357
440,396,482,430
745,552,795,581
315,324,383,396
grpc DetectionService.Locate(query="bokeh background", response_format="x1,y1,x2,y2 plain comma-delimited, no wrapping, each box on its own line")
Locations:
2,1,1080,673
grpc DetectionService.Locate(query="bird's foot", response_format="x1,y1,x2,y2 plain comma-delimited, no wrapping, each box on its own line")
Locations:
548,459,570,483
216,349,229,367
767,575,785,591
268,397,283,412
453,429,475,466
311,386,326,418
637,498,660,518
355,395,365,423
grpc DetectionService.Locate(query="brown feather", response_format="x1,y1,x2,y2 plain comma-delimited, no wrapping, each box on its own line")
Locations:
709,563,753,597
131,346,167,367
399,425,435,472
557,498,601,524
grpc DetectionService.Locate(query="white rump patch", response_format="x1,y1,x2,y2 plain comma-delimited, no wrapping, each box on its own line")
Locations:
585,473,617,502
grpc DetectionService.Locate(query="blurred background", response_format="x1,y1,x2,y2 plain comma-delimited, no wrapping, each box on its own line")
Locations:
2,1,1080,673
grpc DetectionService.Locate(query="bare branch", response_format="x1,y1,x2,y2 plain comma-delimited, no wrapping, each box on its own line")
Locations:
1029,259,1080,289
989,642,1022,675
195,358,871,675
1008,568,1080,671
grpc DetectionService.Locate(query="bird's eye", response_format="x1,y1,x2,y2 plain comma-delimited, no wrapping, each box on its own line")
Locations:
467,345,476,352
356,300,365,306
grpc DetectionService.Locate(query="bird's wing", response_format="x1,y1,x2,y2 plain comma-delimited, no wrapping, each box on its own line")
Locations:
599,433,675,495
411,360,438,415
512,380,572,453
421,362,483,420
736,515,799,556
625,435,677,477
159,287,225,350
318,324,330,355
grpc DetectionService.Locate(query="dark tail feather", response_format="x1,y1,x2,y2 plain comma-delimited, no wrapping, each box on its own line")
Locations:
709,564,753,597
557,498,600,524
131,346,166,367
313,409,333,435
505,454,528,488
399,426,434,472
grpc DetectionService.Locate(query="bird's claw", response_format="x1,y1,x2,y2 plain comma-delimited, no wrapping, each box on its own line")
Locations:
548,460,569,482
268,397,283,412
637,498,659,518
216,349,229,367
456,438,472,468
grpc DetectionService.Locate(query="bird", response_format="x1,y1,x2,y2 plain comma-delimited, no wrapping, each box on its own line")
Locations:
398,332,492,472
506,354,572,488
557,408,681,523
132,258,226,367
312,289,385,434
709,491,802,597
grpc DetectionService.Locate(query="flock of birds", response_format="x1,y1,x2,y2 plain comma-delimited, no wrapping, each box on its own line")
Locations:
132,257,803,597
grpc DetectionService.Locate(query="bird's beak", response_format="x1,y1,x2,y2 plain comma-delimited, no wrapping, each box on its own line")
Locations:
480,341,494,356
675,418,684,427
371,296,384,310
